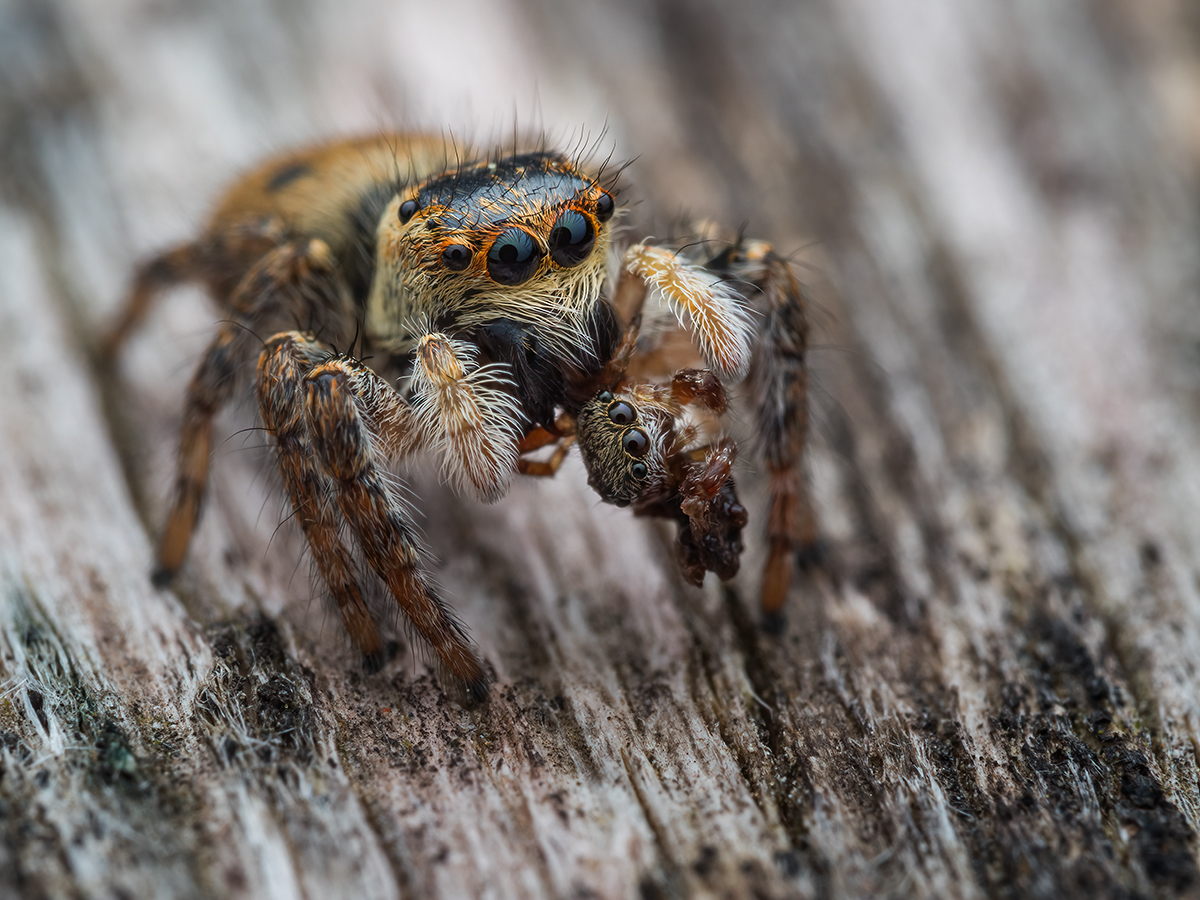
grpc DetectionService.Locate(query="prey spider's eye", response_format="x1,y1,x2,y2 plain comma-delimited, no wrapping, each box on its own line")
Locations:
487,228,540,285
549,209,595,267
596,192,615,223
622,428,650,458
398,199,419,224
630,462,649,478
608,400,636,425
441,244,472,271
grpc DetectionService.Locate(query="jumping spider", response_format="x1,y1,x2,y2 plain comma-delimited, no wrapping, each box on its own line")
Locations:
104,134,817,702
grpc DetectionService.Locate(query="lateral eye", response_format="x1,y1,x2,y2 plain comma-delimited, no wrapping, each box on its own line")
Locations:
596,192,615,223
487,228,540,285
398,199,419,224
441,244,472,271
630,462,649,478
608,400,636,425
622,428,650,458
549,209,595,267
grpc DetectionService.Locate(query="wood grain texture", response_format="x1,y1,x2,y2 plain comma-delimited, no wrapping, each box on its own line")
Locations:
3,0,1200,897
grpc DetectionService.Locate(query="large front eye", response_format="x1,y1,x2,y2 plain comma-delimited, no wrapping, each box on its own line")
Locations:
549,210,595,267
608,400,636,425
487,228,540,285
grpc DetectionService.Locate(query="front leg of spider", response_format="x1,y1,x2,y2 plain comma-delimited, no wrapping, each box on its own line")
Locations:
672,438,747,585
258,333,392,674
659,370,747,583
636,370,747,584
257,331,489,702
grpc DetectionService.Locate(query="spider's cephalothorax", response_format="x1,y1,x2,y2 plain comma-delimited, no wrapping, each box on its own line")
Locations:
104,133,817,703
368,152,620,431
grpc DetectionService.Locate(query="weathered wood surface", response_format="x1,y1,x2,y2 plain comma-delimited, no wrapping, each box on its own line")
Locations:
3,0,1200,897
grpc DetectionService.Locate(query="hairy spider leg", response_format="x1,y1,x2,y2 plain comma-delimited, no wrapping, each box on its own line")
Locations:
410,333,524,502
731,241,817,628
100,217,286,362
291,344,489,701
100,243,198,361
155,237,350,582
623,243,753,380
257,333,390,672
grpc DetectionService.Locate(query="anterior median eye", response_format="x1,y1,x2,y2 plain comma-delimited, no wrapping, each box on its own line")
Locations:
487,228,540,285
549,209,595,267
608,400,636,425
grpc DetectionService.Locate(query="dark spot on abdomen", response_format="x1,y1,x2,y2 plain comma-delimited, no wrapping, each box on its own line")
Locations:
266,163,313,192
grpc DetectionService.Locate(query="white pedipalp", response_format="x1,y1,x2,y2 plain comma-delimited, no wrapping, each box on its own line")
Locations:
407,333,525,502
623,243,754,380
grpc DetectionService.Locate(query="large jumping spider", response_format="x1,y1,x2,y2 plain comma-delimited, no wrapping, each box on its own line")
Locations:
104,134,816,702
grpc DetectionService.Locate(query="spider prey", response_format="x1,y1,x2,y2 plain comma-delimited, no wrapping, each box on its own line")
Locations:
104,133,817,702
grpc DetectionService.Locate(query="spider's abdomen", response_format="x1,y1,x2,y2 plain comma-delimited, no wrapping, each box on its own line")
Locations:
201,134,451,309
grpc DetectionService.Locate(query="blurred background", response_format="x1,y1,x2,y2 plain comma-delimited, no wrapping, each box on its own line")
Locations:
5,0,1200,898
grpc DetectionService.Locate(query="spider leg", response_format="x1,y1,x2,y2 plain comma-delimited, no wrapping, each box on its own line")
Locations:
153,237,348,582
297,348,489,700
672,437,747,585
625,372,748,583
100,243,202,361
257,333,388,672
517,426,562,454
102,216,286,362
518,436,576,477
723,240,818,628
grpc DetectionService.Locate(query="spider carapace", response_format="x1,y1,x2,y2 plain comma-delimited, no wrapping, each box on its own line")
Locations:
104,133,817,702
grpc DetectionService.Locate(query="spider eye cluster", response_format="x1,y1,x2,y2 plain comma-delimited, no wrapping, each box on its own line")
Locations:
407,164,616,284
606,398,651,473
577,388,660,507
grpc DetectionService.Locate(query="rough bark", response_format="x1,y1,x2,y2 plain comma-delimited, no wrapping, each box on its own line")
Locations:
3,0,1200,897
